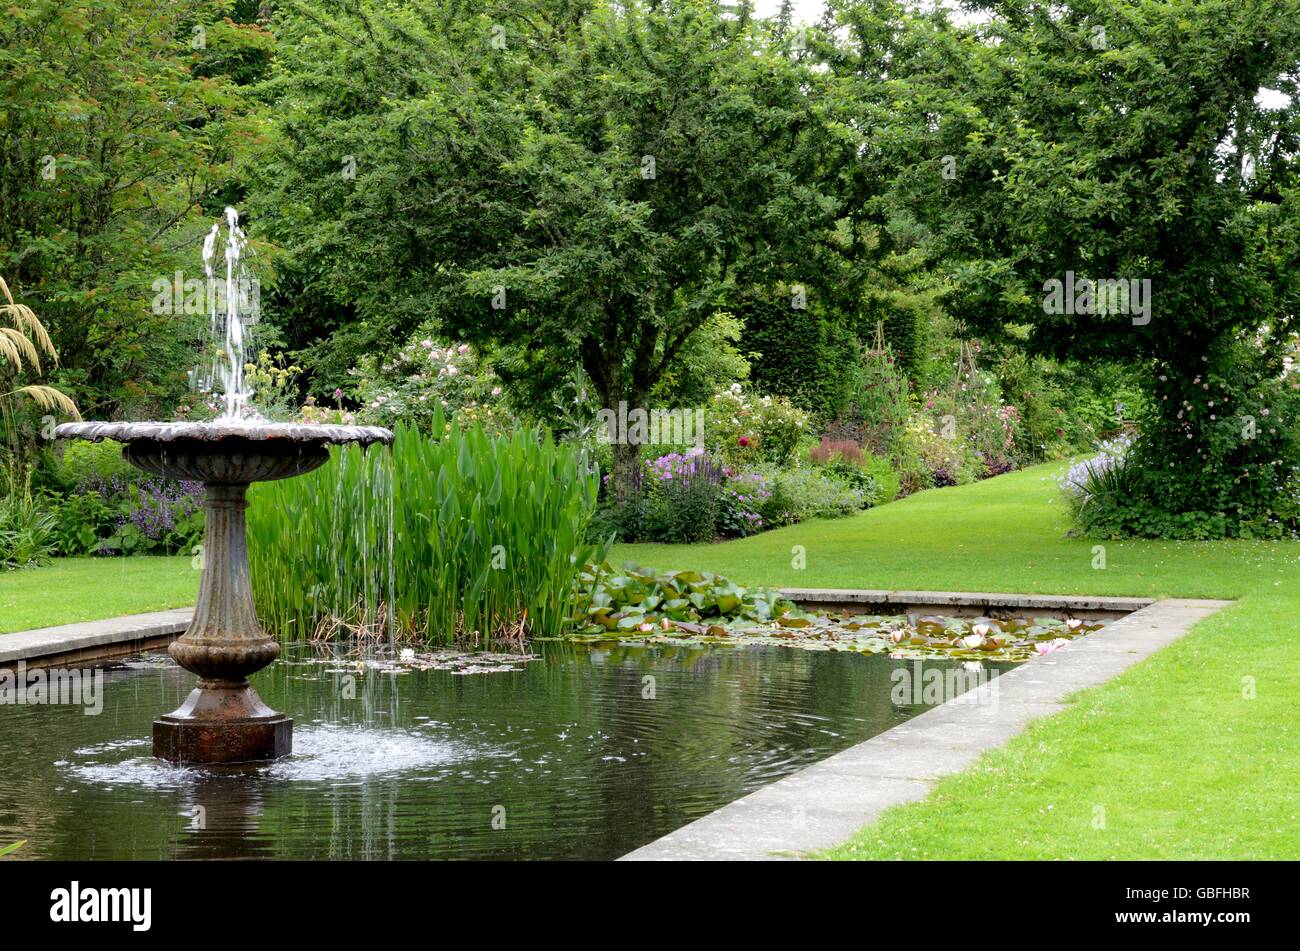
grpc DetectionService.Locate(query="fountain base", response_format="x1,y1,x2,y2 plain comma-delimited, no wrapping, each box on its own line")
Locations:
153,683,292,764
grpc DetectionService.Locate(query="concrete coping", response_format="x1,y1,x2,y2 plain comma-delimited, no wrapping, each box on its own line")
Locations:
0,608,192,669
780,587,1155,617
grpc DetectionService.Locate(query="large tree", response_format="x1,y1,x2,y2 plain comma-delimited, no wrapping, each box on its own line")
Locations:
834,0,1300,533
254,0,857,491
0,0,267,422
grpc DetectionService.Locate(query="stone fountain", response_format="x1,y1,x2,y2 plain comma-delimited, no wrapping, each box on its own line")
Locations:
55,209,391,763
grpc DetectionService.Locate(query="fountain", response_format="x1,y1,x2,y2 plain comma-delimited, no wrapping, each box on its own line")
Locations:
55,209,391,764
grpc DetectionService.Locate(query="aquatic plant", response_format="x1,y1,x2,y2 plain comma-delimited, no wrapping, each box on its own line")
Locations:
566,562,1104,662
247,412,605,645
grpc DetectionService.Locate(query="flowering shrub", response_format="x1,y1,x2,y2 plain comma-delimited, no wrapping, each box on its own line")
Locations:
706,384,808,467
351,334,513,434
717,470,772,536
1061,364,1300,539
1058,434,1133,505
57,473,205,555
898,415,979,488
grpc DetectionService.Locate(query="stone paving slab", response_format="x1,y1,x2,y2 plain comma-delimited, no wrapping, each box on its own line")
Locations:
621,596,1231,861
780,587,1156,619
0,608,192,668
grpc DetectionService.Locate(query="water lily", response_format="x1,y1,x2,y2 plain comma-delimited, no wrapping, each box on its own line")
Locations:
1065,618,1083,630
960,634,984,649
972,623,992,638
1036,638,1069,655
399,648,415,662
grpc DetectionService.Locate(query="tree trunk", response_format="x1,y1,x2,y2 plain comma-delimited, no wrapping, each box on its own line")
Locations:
610,438,641,505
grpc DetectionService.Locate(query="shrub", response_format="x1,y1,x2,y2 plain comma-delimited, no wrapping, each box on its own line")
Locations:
898,415,980,487
351,335,513,435
66,474,204,556
860,453,901,503
757,465,870,527
807,437,901,505
247,414,605,644
58,439,133,489
0,493,57,569
49,491,117,555
707,384,808,466
716,470,772,537
642,451,724,544
1061,367,1300,539
809,438,864,466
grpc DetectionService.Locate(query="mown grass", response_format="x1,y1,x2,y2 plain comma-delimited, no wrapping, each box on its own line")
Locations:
0,555,196,633
612,460,1300,859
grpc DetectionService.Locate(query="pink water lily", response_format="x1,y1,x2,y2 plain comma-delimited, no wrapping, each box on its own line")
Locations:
1036,638,1070,655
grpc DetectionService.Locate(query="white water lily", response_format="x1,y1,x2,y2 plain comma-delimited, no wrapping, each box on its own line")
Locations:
960,634,984,649
1065,618,1083,630
399,648,415,662
971,623,992,638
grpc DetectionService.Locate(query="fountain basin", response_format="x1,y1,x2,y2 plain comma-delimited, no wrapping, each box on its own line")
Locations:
54,420,393,764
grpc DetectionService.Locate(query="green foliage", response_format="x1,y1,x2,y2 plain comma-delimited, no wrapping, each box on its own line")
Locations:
1066,368,1300,539
49,491,117,555
828,341,914,457
247,414,606,644
756,464,871,527
350,335,513,435
57,441,133,490
998,353,1146,460
0,492,57,568
254,0,851,497
737,294,858,420
706,385,809,467
860,0,1300,527
0,0,265,418
569,562,791,638
649,312,751,409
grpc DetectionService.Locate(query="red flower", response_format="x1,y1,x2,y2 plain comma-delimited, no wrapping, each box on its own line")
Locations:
738,436,750,447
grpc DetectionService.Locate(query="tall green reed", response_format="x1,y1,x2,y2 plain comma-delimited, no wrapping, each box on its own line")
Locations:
247,411,605,646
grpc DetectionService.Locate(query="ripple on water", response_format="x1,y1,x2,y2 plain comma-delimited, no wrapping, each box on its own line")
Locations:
64,724,471,789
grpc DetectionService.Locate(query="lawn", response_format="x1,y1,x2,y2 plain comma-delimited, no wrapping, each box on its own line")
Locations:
613,460,1300,859
0,555,197,633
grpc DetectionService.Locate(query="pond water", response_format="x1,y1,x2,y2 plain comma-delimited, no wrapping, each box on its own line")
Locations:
0,643,1010,860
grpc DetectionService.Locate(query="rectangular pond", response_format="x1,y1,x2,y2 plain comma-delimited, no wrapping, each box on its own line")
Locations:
0,641,1015,860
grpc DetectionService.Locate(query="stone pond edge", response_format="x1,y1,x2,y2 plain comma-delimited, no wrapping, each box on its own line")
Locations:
620,595,1233,861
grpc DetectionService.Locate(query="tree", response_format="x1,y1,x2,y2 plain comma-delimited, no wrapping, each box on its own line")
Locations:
253,0,855,493
832,0,1300,531
0,0,266,420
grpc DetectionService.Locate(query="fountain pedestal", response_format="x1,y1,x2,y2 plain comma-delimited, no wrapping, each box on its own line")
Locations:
55,421,392,764
154,482,292,763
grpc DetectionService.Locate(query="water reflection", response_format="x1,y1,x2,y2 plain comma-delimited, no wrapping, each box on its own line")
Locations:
0,643,1006,860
